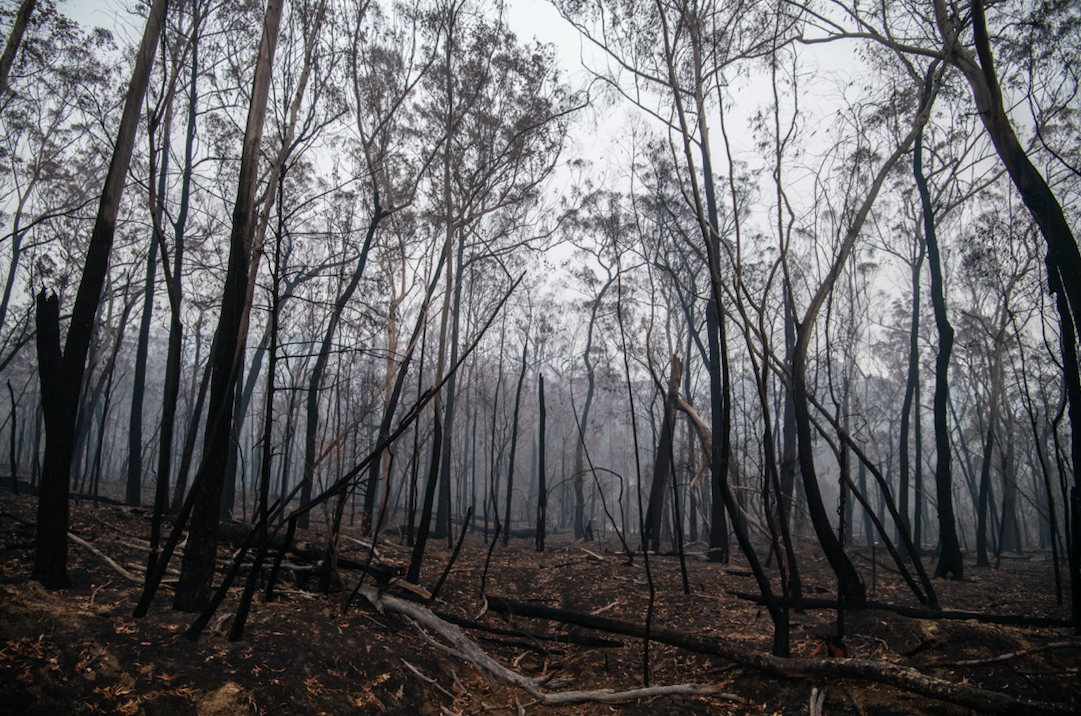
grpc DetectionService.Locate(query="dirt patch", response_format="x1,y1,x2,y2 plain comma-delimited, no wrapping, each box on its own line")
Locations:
1,490,1078,715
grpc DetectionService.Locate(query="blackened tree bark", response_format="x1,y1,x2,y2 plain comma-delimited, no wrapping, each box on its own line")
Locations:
645,355,681,553
502,336,529,547
174,0,283,612
1049,261,1081,632
535,373,546,552
170,339,210,512
975,280,1020,567
156,20,202,520
6,380,16,493
149,11,199,559
126,95,173,507
31,0,169,589
779,295,798,533
911,68,963,580
788,72,936,609
434,228,466,542
898,239,925,553
931,0,1081,601
649,0,789,651
0,0,36,96
90,290,137,506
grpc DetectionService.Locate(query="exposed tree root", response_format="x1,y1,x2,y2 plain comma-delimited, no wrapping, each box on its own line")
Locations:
485,595,1080,715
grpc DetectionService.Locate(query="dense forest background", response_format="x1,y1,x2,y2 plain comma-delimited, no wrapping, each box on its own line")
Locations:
0,0,1079,645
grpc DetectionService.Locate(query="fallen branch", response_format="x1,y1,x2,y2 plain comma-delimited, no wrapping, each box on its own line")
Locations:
542,684,736,705
929,640,1081,667
68,532,141,585
357,584,734,706
485,595,1080,716
728,592,1079,629
402,659,455,698
433,609,623,648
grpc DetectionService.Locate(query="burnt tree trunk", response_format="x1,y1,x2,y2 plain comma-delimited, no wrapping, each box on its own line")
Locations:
914,70,962,580
645,356,681,554
0,0,36,96
502,337,529,547
32,0,168,589
173,0,283,612
535,373,547,552
898,240,925,553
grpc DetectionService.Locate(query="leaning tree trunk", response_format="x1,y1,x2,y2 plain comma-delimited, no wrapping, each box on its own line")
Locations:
935,0,1081,600
150,13,200,565
31,0,169,590
297,195,386,530
0,0,36,96
789,73,935,609
173,0,283,612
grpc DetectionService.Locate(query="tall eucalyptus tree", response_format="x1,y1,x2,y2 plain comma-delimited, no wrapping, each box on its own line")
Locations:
33,0,170,589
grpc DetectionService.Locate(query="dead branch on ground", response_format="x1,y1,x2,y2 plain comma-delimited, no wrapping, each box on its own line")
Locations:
485,595,1080,716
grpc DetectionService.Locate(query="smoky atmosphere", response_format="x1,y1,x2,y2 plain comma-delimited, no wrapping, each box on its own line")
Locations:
0,0,1079,713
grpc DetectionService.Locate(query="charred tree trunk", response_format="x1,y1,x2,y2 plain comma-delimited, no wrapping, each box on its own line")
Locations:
7,381,17,494
780,295,799,532
786,71,935,608
0,0,37,96
502,338,529,547
937,0,1081,594
913,73,963,580
32,0,168,589
535,373,547,552
898,241,925,553
125,153,165,507
976,333,1006,568
434,229,467,543
645,356,681,553
170,345,210,513
174,0,283,612
151,14,200,561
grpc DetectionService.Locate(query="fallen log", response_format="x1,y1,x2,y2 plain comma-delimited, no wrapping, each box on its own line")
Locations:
728,591,1079,629
485,595,1080,716
929,640,1081,667
433,609,624,648
357,584,736,706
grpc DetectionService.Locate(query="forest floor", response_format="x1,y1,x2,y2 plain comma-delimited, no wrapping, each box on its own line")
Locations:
1,485,1079,716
